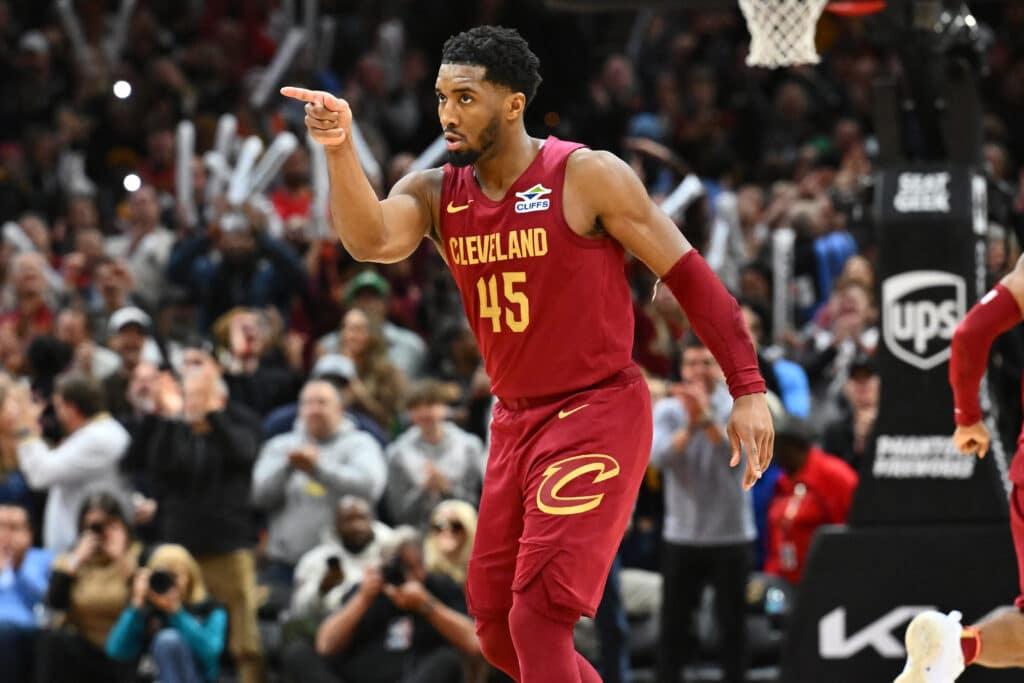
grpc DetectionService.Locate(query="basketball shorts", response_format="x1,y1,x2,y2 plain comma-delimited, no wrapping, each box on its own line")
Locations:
465,365,653,621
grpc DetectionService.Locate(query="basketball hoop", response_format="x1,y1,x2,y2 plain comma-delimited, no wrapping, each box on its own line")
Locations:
739,0,886,69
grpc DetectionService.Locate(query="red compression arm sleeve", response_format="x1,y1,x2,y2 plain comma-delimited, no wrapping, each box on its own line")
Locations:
661,250,766,398
950,283,1022,426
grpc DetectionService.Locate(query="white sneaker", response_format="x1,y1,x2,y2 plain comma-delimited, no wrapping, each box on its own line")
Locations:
894,610,966,683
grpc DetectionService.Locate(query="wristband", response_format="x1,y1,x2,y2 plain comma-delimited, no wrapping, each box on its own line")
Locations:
660,251,766,398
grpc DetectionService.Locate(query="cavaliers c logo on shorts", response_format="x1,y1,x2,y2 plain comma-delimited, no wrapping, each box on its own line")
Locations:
536,453,621,516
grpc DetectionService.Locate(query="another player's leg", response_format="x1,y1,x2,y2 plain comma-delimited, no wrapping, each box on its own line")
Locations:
971,607,1024,668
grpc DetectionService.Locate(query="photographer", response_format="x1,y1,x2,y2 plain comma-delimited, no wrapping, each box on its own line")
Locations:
37,492,139,683
106,544,228,683
282,528,479,683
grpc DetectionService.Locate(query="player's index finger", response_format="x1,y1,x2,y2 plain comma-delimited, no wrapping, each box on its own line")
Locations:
280,86,321,104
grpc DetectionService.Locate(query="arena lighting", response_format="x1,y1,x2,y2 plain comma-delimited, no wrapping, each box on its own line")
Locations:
123,173,141,192
113,80,132,99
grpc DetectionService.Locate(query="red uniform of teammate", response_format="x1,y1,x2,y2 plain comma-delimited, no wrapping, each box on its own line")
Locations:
284,26,773,683
898,257,1024,682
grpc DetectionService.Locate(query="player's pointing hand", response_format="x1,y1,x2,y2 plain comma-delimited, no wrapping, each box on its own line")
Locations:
726,393,775,490
280,87,353,148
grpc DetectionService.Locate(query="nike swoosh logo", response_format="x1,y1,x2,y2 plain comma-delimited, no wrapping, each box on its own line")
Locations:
447,200,473,214
558,404,590,419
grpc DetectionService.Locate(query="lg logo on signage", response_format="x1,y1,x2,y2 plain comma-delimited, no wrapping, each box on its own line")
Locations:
882,271,966,371
893,172,951,213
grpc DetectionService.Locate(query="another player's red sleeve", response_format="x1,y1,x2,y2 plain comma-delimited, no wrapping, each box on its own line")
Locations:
661,250,766,398
949,284,1022,426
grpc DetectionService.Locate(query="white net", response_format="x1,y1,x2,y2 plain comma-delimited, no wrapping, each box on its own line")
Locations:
738,0,830,68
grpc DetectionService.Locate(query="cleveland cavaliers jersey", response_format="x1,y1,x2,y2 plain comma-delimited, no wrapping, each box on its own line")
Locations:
439,137,635,400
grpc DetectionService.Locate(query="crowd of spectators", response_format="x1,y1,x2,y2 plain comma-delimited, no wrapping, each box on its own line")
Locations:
0,1,1023,682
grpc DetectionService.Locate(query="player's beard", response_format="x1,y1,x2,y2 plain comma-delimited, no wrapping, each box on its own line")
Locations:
446,116,499,167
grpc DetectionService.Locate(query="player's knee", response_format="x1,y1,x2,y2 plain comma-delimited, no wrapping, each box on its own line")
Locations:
508,575,580,647
475,614,519,674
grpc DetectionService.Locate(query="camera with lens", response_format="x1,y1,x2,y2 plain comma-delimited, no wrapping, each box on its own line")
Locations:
381,556,406,586
148,570,175,595
87,522,105,536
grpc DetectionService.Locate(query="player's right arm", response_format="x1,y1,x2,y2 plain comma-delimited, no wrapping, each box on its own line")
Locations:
949,253,1024,457
281,87,437,263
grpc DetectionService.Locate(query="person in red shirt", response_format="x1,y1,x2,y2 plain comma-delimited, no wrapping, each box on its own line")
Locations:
764,410,857,585
282,26,774,683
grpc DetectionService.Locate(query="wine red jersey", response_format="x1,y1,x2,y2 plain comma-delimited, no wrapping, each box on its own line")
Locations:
440,137,635,400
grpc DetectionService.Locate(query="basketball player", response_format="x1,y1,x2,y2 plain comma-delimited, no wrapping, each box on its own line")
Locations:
897,254,1024,682
283,26,773,683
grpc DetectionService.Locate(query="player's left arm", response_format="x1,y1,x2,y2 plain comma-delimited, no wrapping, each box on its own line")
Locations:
948,253,1024,457
566,149,773,489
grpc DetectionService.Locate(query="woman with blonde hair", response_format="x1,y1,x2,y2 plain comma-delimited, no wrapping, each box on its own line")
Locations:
315,307,406,432
423,500,478,586
106,544,227,683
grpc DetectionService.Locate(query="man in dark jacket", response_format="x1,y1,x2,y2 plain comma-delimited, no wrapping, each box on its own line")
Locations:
135,352,264,683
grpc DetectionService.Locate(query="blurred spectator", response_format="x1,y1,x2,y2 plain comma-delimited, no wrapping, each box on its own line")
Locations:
282,528,479,683
289,496,394,623
650,336,754,683
106,544,228,683
423,499,476,587
315,270,427,379
797,276,878,403
104,185,175,313
12,374,130,553
54,307,120,381
167,210,308,331
385,380,483,528
86,257,145,342
0,374,31,508
741,299,811,418
102,306,159,423
764,411,858,585
823,353,880,471
270,148,313,223
2,252,57,344
252,379,387,582
262,353,390,446
37,492,138,683
0,502,52,683
132,358,265,683
214,307,303,417
315,307,406,432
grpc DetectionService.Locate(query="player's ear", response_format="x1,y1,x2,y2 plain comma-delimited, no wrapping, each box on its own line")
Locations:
506,92,527,121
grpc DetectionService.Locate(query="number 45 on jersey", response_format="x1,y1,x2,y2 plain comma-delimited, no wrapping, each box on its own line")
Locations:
478,272,530,333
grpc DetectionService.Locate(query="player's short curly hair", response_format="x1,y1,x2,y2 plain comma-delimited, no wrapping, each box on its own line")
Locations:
441,26,542,106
